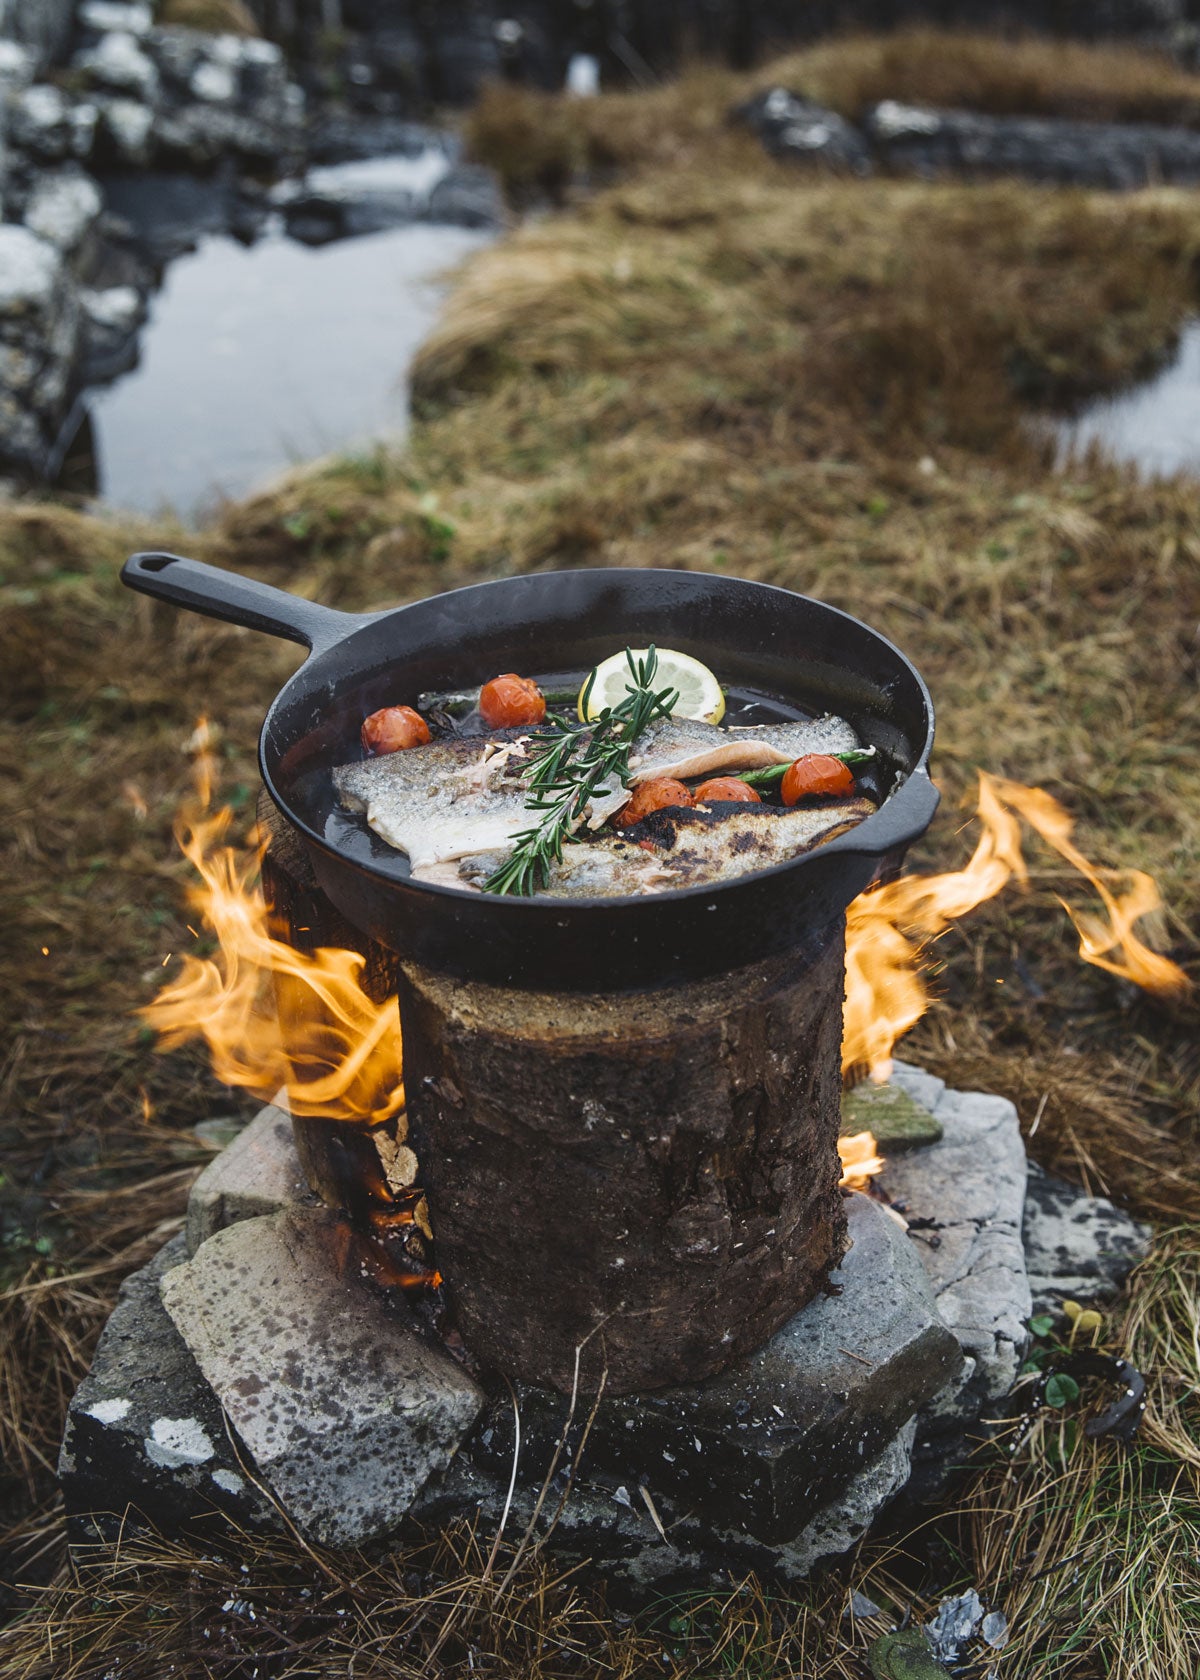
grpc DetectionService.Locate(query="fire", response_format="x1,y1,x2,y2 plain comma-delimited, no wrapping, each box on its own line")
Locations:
141,724,404,1125
838,1131,884,1190
843,771,1190,1083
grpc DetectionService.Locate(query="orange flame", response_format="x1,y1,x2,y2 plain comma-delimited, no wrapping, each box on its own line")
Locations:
142,725,404,1124
843,771,1190,1083
838,1131,884,1190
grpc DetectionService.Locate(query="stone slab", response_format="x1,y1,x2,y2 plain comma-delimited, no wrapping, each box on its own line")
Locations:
1022,1163,1152,1314
470,1194,960,1545
186,1102,312,1255
161,1209,485,1547
411,1417,918,1596
841,1078,944,1152
879,1084,1031,1429
59,1234,283,1546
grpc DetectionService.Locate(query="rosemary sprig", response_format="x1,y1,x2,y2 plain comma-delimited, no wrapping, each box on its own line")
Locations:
738,746,876,788
483,646,678,896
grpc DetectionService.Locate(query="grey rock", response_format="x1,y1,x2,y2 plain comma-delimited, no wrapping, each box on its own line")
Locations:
160,1208,485,1546
9,84,96,162
882,1085,1030,1428
59,1235,283,1546
888,1058,947,1116
1022,1162,1151,1314
79,2,154,37
0,0,75,74
23,167,103,253
925,1588,984,1663
867,101,1200,190
471,1194,960,1545
80,282,146,378
95,95,154,164
74,31,160,101
734,87,873,175
413,1417,918,1593
0,38,35,92
186,1102,312,1255
0,225,63,322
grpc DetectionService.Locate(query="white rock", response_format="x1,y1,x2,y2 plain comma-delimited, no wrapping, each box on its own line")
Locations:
75,30,159,100
80,1,153,36
0,225,63,319
0,39,35,89
98,95,154,162
144,1414,216,1468
190,59,236,103
81,284,143,334
23,166,103,252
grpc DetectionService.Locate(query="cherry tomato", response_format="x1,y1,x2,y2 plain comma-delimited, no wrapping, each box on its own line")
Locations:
694,776,762,805
780,754,855,805
479,673,546,728
614,778,695,827
361,705,431,755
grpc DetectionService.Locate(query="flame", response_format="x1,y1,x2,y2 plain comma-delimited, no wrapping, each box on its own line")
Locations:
838,1130,884,1190
141,726,403,1125
843,771,1190,1083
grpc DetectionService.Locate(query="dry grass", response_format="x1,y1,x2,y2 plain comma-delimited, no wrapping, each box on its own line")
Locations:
769,28,1200,127
4,31,1200,1673
154,0,259,35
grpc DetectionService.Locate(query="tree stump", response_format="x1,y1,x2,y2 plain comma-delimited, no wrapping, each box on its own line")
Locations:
259,793,849,1395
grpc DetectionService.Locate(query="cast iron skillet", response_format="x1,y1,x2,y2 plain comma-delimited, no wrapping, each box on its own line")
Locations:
121,554,938,991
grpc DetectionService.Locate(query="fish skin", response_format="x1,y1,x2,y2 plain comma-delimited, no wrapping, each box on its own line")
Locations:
333,734,537,872
332,712,864,883
628,715,860,783
458,798,876,898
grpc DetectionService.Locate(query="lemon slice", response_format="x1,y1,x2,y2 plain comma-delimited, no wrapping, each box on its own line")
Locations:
579,648,725,724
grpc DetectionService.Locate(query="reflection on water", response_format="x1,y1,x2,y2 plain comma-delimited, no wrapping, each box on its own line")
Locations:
1057,321,1200,480
87,214,489,519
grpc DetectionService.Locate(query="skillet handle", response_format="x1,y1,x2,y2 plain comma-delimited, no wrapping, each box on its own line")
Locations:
121,551,370,654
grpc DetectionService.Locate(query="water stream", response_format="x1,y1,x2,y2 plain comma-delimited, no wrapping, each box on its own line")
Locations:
1056,321,1200,480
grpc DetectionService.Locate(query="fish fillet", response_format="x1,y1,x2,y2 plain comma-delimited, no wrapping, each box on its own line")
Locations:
628,714,860,783
457,798,876,897
332,712,865,883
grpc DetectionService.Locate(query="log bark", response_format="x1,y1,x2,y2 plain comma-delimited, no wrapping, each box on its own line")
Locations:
398,929,848,1395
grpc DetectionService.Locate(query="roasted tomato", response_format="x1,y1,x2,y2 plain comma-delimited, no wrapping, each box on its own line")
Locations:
361,705,431,754
479,673,546,729
780,754,855,805
614,778,695,827
693,776,762,805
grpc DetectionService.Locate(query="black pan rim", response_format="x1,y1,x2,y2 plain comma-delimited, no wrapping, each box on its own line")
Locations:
257,567,936,915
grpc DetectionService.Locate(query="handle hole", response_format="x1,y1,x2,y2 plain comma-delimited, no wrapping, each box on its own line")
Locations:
136,553,177,573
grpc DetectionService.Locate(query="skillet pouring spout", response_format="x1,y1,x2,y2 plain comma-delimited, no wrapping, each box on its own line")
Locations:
119,555,938,990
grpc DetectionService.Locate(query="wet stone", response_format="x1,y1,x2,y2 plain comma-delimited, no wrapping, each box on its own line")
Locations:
58,1234,283,1546
734,87,873,175
1022,1162,1151,1315
468,1194,961,1545
160,1208,485,1547
185,1101,313,1255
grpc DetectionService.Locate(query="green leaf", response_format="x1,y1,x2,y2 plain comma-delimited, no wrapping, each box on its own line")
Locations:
1044,1372,1081,1408
1028,1313,1055,1338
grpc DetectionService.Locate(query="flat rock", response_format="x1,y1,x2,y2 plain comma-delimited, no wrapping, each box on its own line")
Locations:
878,1081,1031,1440
8,84,97,162
471,1194,960,1545
160,1208,485,1547
842,1079,944,1152
412,1417,918,1595
867,101,1200,189
186,1102,312,1255
0,225,63,321
59,1234,283,1546
1022,1162,1151,1314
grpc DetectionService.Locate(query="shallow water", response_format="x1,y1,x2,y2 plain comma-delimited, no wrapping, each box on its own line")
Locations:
1057,321,1200,479
87,153,489,520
